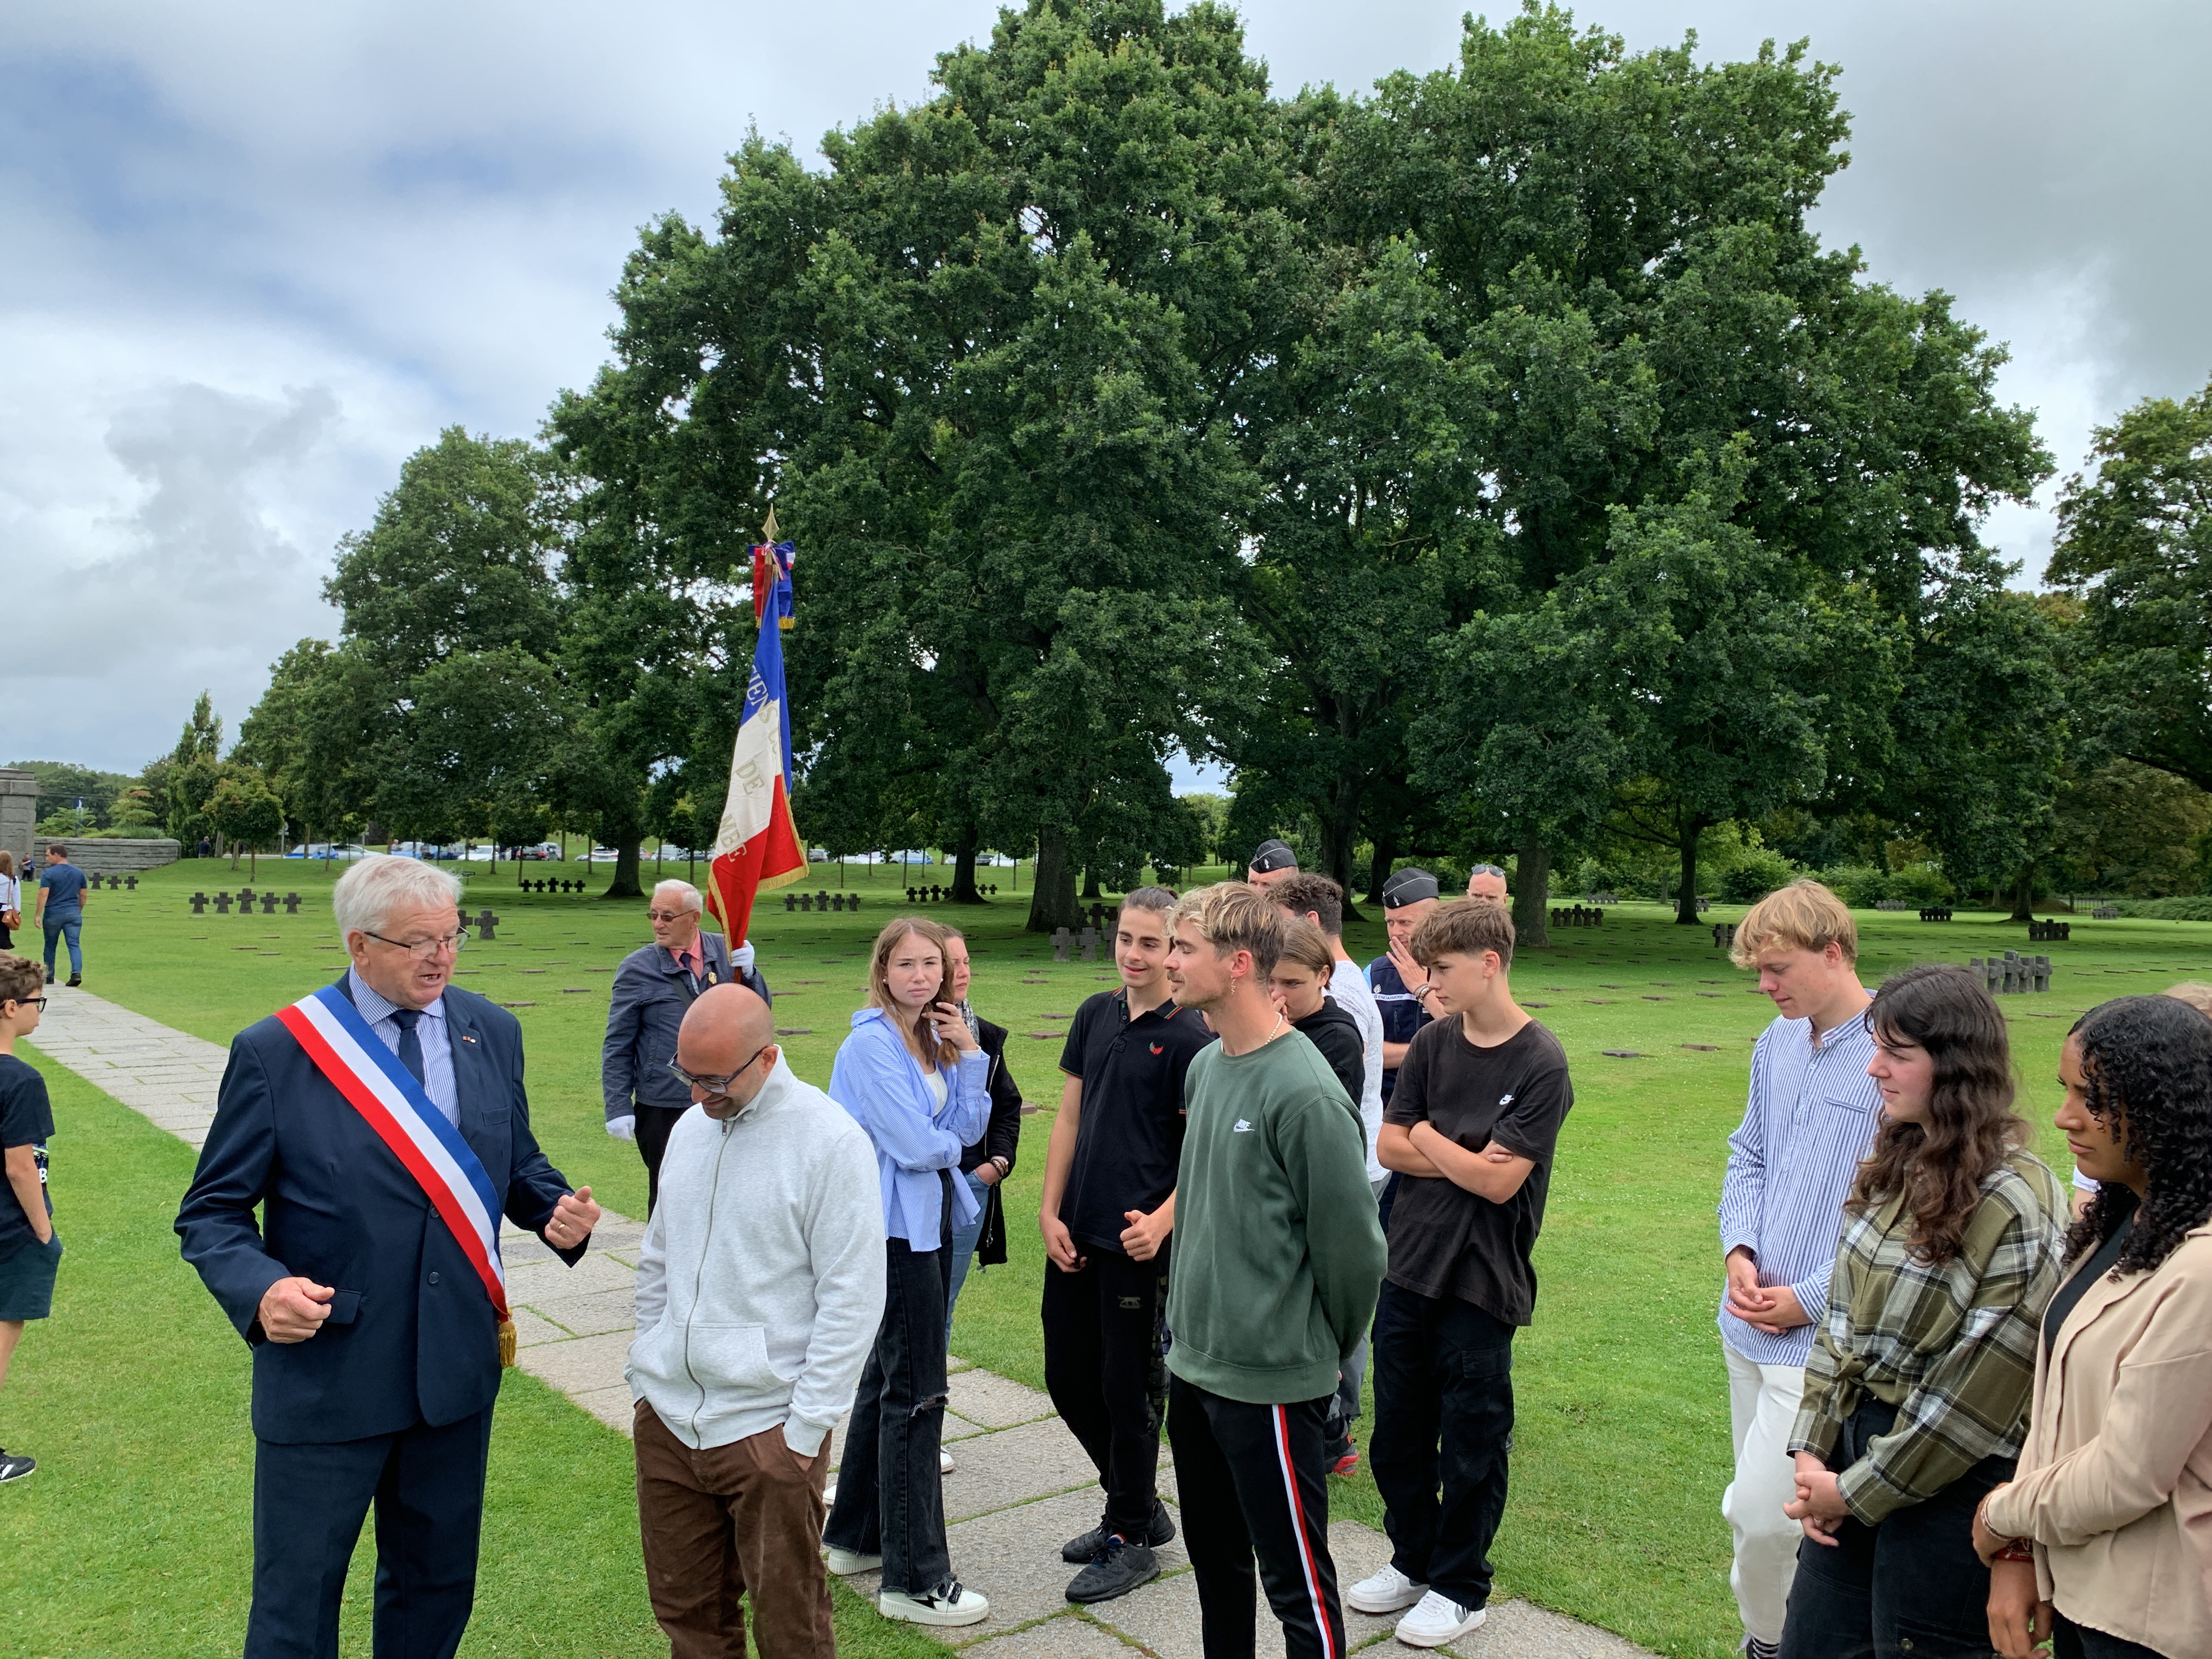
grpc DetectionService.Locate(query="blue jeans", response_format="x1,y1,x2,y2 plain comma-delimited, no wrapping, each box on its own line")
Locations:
43,906,82,976
945,1170,992,1321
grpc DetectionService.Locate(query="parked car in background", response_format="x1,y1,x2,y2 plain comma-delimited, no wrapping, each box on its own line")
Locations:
285,843,372,861
390,840,464,861
586,847,623,861
888,849,935,865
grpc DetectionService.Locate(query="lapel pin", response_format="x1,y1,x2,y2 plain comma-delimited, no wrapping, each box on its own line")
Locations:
459,1034,479,1045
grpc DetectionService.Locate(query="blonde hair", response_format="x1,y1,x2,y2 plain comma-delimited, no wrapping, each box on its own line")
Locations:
866,916,958,1068
2165,981,2212,1017
1169,882,1286,980
1274,916,1336,979
1730,878,1858,968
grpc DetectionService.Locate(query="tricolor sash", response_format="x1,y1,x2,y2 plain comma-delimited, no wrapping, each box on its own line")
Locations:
275,984,516,1365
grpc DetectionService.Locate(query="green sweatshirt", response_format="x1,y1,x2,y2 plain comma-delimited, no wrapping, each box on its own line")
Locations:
1166,1029,1388,1404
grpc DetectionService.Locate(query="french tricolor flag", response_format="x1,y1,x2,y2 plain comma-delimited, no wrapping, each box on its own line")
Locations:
704,534,807,945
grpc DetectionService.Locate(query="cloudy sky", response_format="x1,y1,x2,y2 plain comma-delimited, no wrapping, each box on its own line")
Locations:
5,0,2207,775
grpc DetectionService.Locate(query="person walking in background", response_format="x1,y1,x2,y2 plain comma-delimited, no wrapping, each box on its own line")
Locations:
627,983,884,1659
1716,881,1880,1659
1974,995,2212,1659
1040,887,1212,1604
1245,839,1299,893
1776,965,2067,1659
175,855,602,1657
33,844,88,988
1163,883,1385,1659
1273,873,1387,1476
601,878,771,1215
1354,899,1574,1647
941,927,1022,1325
0,954,57,1485
0,853,22,952
821,917,994,1628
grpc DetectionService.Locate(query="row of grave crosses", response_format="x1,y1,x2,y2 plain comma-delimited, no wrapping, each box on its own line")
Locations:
77,872,142,890
903,884,1003,902
1974,952,2053,994
1049,926,1105,963
1551,905,1605,929
786,891,862,913
189,889,305,916
518,877,588,894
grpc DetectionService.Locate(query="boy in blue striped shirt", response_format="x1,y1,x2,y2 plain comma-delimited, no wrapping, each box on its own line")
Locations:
1715,882,1877,1659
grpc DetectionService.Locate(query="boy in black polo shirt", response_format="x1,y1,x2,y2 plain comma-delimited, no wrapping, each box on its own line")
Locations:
1040,887,1214,1604
1351,899,1572,1648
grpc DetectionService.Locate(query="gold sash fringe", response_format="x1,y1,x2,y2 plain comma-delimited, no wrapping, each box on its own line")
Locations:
499,1318,518,1368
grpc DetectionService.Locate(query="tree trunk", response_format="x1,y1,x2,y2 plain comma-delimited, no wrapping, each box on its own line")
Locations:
1675,822,1703,924
1026,828,1081,932
1081,865,1102,900
950,829,983,904
1513,834,1550,948
1364,824,1400,910
605,838,645,899
1317,778,1363,907
2008,864,2035,922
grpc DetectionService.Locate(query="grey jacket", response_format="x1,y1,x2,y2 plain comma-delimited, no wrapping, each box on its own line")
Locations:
601,934,772,1122
626,1058,885,1453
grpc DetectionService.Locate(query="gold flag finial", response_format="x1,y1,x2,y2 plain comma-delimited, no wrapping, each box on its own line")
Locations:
761,505,781,544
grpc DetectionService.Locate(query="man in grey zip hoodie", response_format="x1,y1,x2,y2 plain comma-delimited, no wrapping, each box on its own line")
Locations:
628,984,886,1659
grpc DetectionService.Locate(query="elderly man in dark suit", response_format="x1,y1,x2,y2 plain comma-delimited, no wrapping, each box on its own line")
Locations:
177,854,600,1659
601,877,771,1213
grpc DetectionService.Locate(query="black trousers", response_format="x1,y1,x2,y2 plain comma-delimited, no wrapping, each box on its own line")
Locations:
1778,1401,2012,1659
1369,1281,1515,1611
1168,1375,1346,1659
824,1180,956,1594
1042,1242,1170,1536
2055,1613,2168,1659
634,1102,690,1216
246,1407,495,1659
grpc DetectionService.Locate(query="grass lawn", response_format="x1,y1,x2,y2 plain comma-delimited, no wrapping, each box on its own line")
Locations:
10,851,2210,1656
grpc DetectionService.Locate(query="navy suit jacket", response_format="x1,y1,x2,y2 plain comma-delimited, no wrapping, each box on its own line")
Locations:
176,978,584,1444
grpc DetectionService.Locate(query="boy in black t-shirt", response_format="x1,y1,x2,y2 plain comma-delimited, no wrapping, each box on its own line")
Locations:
1040,888,1215,1604
1348,901,1572,1648
0,954,58,1484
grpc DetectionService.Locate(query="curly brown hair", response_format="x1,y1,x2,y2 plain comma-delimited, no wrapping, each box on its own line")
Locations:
2063,995,2212,1276
1846,964,2028,1265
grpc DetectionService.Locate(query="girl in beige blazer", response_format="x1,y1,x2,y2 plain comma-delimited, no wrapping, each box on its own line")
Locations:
1972,996,2212,1659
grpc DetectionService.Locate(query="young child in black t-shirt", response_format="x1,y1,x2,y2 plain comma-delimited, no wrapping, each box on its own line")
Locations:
1348,900,1572,1649
1267,918,1365,1108
0,953,59,1484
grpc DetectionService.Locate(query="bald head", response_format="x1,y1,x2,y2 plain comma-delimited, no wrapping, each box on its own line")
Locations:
676,983,780,1116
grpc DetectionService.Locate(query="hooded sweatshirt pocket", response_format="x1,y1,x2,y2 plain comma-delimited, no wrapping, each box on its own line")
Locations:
682,1323,789,1393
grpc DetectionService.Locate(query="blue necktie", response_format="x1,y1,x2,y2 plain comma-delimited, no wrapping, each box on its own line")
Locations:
392,1008,427,1088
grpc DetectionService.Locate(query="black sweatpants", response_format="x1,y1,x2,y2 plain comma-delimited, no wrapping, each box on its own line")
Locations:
1369,1280,1515,1611
1167,1375,1346,1659
1042,1243,1170,1536
1778,1401,2013,1659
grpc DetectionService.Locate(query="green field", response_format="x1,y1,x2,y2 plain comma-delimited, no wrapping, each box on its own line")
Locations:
3,853,2205,1656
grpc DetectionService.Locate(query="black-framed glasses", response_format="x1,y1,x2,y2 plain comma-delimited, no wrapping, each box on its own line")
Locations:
363,927,471,961
645,909,698,923
666,1046,772,1096
5,996,47,1013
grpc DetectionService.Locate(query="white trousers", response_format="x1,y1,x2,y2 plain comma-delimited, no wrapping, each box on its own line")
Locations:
1722,1344,1805,1644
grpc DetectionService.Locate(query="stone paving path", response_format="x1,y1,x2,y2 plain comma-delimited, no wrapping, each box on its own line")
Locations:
33,980,1653,1659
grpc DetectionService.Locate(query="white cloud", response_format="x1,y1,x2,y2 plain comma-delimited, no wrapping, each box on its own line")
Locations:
4,1,2205,767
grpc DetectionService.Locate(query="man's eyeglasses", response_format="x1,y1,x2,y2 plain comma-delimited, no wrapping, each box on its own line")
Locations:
646,909,697,923
666,1046,771,1096
363,927,471,961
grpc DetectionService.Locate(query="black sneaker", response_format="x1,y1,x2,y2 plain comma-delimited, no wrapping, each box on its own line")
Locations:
0,1450,36,1483
1062,1497,1176,1562
66,975,81,988
1066,1536,1160,1604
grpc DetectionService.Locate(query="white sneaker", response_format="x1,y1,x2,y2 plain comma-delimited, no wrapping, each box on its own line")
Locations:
940,1447,956,1475
1346,1564,1428,1615
1395,1591,1486,1648
825,1545,882,1575
879,1578,990,1627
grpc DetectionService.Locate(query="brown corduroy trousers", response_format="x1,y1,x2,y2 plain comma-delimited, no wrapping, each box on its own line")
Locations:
633,1400,835,1659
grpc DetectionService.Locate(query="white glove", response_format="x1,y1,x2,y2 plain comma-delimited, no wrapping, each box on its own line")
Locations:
606,1115,636,1142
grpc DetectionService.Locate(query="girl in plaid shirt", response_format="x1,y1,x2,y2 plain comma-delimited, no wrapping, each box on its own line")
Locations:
1777,964,2068,1659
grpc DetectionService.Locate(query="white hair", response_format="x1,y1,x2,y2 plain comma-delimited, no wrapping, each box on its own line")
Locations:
333,855,465,942
653,879,703,915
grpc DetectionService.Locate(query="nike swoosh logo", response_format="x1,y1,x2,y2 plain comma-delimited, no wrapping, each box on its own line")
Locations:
1233,1119,1253,1133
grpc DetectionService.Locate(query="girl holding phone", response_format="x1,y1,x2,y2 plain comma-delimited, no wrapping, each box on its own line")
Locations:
822,917,995,1627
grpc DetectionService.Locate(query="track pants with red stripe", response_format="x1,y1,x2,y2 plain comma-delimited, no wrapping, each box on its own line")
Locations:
1167,1375,1346,1659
